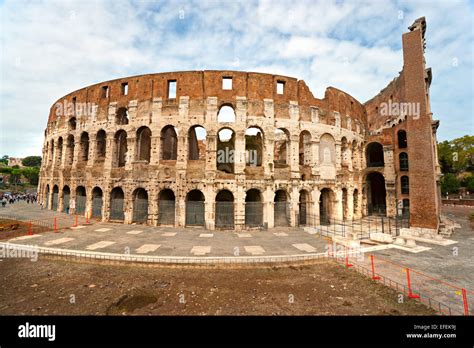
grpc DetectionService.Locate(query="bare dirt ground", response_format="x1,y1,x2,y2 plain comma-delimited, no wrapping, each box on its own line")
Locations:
0,258,434,315
0,219,50,240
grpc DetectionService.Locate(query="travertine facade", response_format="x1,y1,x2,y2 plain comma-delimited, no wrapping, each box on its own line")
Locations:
38,17,441,231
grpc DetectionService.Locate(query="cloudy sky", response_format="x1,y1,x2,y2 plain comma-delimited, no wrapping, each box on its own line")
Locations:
0,0,473,157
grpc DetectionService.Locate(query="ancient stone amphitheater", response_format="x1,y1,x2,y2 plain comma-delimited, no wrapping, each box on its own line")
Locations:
38,18,441,232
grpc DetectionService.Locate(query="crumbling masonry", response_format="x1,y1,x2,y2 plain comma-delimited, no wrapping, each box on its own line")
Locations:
39,17,441,231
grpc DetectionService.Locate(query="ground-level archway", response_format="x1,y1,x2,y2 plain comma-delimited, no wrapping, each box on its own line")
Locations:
110,187,125,221
299,190,310,225
185,190,205,226
319,188,334,225
274,190,290,226
215,190,234,229
62,186,70,213
92,187,103,218
158,189,175,225
76,186,86,214
52,185,59,211
245,189,263,227
132,188,148,223
366,172,386,215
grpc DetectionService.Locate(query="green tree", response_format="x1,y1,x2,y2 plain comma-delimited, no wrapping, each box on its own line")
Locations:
441,173,460,194
438,135,474,174
22,156,42,167
21,167,40,185
464,175,474,192
0,155,8,165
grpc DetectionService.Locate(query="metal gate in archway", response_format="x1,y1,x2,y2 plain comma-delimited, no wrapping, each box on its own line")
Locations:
92,196,102,218
110,198,124,220
185,201,205,226
63,192,70,213
215,202,234,229
158,200,175,225
299,202,307,225
52,192,58,211
274,202,290,226
245,202,263,227
76,195,86,214
133,198,148,223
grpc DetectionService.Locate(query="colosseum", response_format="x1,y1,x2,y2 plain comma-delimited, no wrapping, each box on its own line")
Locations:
38,17,441,232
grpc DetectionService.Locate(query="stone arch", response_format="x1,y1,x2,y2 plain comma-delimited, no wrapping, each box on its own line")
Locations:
62,185,71,213
366,142,384,167
68,117,76,131
96,130,106,160
158,189,176,225
132,188,148,223
217,127,235,173
215,189,235,229
185,189,205,226
319,188,335,225
160,125,178,160
80,132,89,163
274,189,290,226
52,185,59,210
116,107,129,125
299,189,310,225
75,186,87,214
245,188,263,227
299,130,312,166
188,125,207,160
274,128,290,166
66,135,74,165
45,184,50,209
366,172,386,215
217,104,236,123
245,127,263,167
57,137,63,164
136,126,152,162
92,187,103,218
114,130,127,167
319,133,335,165
110,187,125,221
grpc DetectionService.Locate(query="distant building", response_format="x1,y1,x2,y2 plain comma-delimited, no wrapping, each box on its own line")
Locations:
8,157,24,167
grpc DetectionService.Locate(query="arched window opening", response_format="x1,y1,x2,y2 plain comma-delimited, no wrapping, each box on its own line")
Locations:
366,142,384,167
188,126,207,160
217,105,236,123
136,126,152,162
80,132,89,163
217,128,235,173
299,131,312,166
401,176,409,194
399,152,409,171
245,127,263,167
398,130,407,149
274,128,289,167
114,130,128,167
116,107,129,125
161,125,178,160
96,130,106,160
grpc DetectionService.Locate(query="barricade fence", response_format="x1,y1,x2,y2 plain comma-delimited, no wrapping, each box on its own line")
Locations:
299,213,409,239
326,240,472,316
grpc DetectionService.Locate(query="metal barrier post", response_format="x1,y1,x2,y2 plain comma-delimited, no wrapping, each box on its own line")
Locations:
406,268,420,299
370,255,380,280
462,288,469,316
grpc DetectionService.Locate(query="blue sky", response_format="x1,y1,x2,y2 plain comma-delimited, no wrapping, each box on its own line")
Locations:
0,0,473,157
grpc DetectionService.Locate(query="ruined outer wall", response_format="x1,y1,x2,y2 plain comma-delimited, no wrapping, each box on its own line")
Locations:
39,70,367,230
